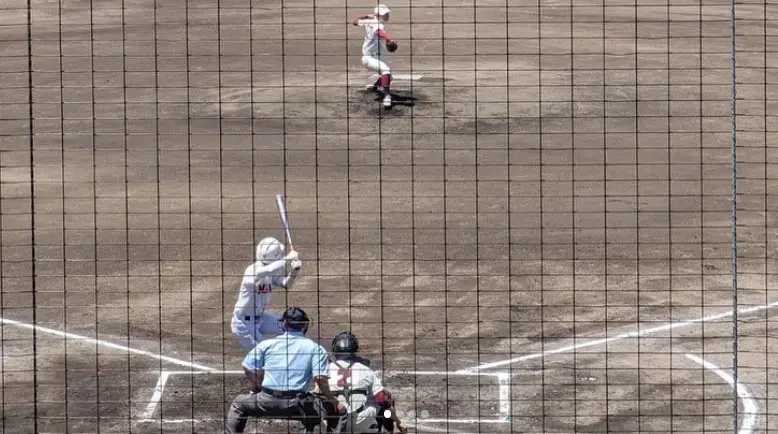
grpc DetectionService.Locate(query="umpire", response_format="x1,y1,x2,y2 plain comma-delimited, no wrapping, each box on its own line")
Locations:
225,306,345,434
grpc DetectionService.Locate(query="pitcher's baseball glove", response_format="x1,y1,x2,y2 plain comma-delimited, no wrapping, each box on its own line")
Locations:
385,40,398,52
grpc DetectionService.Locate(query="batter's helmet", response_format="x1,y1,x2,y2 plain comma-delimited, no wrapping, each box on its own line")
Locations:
281,306,310,333
256,237,284,264
331,331,360,360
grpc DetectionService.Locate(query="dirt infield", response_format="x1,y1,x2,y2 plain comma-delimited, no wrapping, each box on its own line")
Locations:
1,0,776,433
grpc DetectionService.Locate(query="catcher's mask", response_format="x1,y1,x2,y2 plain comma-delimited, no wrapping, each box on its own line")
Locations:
331,331,360,360
281,306,310,334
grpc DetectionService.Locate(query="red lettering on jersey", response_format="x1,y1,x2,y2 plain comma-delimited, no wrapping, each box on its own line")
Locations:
256,283,272,293
336,367,352,388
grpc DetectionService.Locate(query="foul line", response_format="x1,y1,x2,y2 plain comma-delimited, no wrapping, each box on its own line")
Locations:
0,317,217,372
460,300,778,373
685,354,757,434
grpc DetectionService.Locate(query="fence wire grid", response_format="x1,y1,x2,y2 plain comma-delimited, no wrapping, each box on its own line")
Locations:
0,0,773,432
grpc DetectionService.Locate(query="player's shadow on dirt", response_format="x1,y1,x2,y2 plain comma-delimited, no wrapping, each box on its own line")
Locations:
352,88,424,117
373,92,417,108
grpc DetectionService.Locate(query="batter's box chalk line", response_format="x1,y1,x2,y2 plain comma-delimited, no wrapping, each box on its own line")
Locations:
137,370,511,425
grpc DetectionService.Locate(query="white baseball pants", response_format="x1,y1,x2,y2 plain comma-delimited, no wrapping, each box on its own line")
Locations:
231,312,284,354
362,55,391,76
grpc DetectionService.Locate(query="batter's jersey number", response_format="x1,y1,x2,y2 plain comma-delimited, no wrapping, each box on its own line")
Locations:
336,367,352,388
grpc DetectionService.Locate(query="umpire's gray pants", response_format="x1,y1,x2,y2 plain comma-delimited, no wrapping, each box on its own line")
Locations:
225,391,324,434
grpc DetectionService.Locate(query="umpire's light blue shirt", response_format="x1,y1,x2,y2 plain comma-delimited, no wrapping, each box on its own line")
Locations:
243,331,330,391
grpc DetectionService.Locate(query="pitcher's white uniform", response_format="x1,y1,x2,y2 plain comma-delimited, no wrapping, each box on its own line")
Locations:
359,17,391,78
353,4,395,107
324,359,385,433
231,237,302,354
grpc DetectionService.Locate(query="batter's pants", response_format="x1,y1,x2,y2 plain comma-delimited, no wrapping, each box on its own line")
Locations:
362,55,391,76
224,390,329,434
231,312,284,354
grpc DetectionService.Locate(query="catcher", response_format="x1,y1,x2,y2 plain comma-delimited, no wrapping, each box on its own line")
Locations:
317,332,408,433
351,4,398,108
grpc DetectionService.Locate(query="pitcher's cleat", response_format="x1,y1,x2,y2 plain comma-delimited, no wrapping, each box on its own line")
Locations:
365,76,380,92
382,94,392,107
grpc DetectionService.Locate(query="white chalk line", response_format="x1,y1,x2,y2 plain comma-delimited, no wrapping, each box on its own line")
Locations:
0,316,217,372
141,372,170,419
366,72,424,81
461,300,778,373
8,302,768,430
1,316,504,427
410,424,479,434
138,418,199,424
362,72,424,89
497,374,511,420
140,369,510,425
409,419,506,424
685,354,758,434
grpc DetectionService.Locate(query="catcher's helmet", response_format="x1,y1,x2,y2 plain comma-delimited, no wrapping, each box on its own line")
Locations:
281,306,310,333
331,331,360,359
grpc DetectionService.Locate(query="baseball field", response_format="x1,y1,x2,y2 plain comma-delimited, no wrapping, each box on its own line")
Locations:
1,0,776,432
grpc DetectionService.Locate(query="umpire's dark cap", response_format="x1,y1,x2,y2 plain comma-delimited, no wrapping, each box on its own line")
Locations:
281,306,310,331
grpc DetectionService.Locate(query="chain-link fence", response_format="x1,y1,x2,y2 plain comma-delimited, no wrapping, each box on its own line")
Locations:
0,0,773,432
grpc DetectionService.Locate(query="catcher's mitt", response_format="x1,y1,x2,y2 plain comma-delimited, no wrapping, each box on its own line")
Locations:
385,40,398,52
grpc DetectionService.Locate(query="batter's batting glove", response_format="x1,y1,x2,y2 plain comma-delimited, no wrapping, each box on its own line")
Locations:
291,259,302,270
385,40,398,52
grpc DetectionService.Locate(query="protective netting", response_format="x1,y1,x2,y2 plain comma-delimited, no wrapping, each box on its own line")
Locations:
0,0,773,432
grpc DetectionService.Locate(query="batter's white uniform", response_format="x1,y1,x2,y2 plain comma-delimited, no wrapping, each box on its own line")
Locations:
320,359,385,433
358,17,391,77
231,238,300,354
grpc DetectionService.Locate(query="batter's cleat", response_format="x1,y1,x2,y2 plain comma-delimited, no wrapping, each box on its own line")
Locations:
382,94,392,107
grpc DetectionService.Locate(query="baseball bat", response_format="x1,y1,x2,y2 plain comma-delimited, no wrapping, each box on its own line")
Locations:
275,194,294,251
